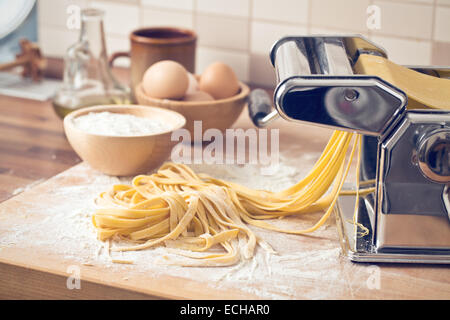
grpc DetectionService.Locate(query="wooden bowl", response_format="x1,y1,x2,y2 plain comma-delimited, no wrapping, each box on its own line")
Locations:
64,105,186,176
135,81,250,136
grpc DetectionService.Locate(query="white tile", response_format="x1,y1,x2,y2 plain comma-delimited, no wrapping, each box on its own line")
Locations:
432,41,450,65
437,0,450,5
90,1,139,36
250,21,307,55
38,0,88,28
370,35,431,65
40,28,131,65
310,0,371,32
141,0,193,11
252,0,308,25
141,8,193,29
196,47,249,82
309,26,369,37
372,1,433,39
434,6,450,42
38,26,79,57
197,0,249,17
196,15,248,51
106,35,131,67
249,53,276,87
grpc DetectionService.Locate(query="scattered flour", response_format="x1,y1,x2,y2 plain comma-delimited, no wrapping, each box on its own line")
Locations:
0,152,362,299
72,111,170,136
11,179,45,196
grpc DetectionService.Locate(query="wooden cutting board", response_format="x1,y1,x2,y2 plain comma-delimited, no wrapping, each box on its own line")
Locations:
0,120,449,300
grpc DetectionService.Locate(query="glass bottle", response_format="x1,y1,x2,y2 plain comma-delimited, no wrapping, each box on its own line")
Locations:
52,8,130,118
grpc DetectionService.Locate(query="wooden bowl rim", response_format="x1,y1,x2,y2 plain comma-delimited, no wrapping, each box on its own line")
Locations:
136,80,250,107
64,104,187,138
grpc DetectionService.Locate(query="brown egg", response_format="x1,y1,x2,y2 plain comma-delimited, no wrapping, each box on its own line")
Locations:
186,72,199,94
199,62,240,100
183,91,214,102
142,60,189,99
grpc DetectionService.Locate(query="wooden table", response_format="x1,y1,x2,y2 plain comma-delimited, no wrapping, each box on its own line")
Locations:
0,94,80,202
0,85,449,300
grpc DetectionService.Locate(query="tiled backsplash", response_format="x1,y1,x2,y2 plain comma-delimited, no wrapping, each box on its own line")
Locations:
38,0,450,87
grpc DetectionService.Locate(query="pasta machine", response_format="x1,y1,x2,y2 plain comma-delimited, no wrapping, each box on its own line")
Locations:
248,35,450,264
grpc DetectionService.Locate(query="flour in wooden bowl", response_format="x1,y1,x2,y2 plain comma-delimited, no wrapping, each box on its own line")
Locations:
72,111,170,136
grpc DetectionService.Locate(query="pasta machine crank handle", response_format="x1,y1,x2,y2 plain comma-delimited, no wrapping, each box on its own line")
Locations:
248,89,279,128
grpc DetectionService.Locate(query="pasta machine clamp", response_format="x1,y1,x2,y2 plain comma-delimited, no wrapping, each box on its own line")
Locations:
248,35,450,264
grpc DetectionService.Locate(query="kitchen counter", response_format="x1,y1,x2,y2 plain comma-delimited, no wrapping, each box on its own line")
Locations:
0,84,449,300
0,93,80,202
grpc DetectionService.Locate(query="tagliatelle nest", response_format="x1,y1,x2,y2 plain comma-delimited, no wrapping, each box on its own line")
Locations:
92,131,361,266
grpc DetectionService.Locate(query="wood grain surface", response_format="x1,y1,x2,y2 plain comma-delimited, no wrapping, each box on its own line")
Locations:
0,94,80,202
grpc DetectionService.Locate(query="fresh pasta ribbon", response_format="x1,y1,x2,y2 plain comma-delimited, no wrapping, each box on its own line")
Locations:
92,130,361,266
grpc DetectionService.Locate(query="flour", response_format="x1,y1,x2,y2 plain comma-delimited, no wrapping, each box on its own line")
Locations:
11,179,45,196
72,111,170,136
0,151,360,299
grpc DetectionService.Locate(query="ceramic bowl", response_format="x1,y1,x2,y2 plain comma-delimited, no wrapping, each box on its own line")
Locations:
135,80,250,136
64,104,186,176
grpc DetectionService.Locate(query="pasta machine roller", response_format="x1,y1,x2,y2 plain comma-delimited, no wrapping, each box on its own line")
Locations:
248,35,450,264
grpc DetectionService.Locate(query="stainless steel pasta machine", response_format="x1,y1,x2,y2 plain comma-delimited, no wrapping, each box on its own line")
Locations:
248,35,450,264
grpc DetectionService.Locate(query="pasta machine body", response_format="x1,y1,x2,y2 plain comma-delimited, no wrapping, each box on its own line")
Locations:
249,35,450,264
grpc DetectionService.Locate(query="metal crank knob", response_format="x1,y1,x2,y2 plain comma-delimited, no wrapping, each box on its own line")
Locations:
417,128,450,183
